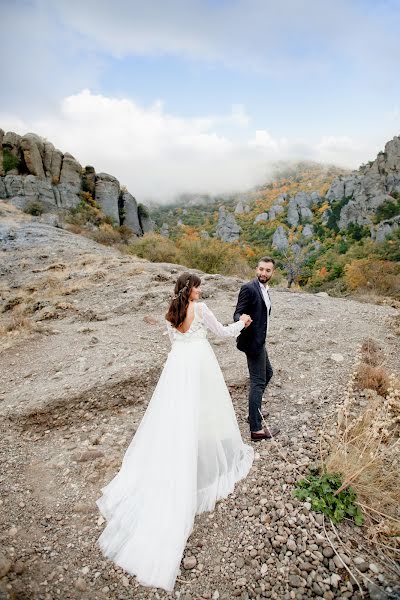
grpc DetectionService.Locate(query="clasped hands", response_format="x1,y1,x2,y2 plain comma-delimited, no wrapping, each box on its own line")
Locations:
239,313,253,328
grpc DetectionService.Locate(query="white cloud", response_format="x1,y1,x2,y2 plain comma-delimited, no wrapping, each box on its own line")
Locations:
49,0,400,78
0,90,382,202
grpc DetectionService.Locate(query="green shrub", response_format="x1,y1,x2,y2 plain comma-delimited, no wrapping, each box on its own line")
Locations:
345,222,370,241
374,197,400,223
3,149,20,173
178,237,251,277
326,196,351,231
23,201,44,216
125,233,181,264
138,203,149,219
294,470,364,525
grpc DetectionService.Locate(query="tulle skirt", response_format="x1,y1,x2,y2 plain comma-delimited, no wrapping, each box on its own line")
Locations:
96,338,254,591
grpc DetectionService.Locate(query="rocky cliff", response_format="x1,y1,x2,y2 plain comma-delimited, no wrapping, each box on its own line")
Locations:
0,128,153,236
323,135,400,240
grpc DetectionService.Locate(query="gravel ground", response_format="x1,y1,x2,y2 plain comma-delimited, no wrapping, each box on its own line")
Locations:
1,207,399,599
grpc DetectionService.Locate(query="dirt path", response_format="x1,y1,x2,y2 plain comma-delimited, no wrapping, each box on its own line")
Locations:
0,210,399,599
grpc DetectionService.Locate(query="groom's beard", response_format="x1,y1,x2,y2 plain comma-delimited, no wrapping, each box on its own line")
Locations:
257,275,271,284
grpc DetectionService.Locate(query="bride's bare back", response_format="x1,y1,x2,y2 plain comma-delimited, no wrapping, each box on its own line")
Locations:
176,301,195,333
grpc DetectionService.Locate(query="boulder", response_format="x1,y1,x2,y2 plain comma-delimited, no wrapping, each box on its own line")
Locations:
373,216,400,242
121,191,142,235
300,206,313,222
3,131,21,155
43,141,63,184
294,191,312,208
235,201,244,214
310,191,322,204
95,172,120,224
160,223,169,238
60,153,82,191
1,174,57,211
216,206,241,242
269,205,284,220
275,193,287,204
386,173,400,195
54,183,81,210
272,225,288,251
20,133,45,179
302,223,314,238
4,174,25,198
140,213,155,233
254,212,269,224
287,199,299,227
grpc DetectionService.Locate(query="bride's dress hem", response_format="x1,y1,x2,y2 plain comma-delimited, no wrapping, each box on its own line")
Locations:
96,445,253,592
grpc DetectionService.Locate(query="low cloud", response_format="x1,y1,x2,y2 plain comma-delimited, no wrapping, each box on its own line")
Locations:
0,90,380,202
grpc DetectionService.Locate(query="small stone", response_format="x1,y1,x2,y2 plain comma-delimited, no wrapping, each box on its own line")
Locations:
354,557,368,572
75,450,104,462
330,573,341,588
288,574,303,588
236,557,245,569
287,539,297,552
13,560,25,575
75,577,87,592
212,592,220,600
183,556,197,570
367,581,387,600
322,546,334,558
331,353,344,363
122,576,129,587
312,582,323,595
81,566,89,575
369,563,381,574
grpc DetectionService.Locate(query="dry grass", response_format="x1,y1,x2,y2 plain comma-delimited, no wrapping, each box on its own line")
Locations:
354,363,391,398
321,340,400,555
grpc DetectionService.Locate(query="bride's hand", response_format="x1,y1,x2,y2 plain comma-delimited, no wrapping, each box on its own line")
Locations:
240,314,252,327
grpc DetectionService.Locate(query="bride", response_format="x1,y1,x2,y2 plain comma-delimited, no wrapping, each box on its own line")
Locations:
96,272,254,592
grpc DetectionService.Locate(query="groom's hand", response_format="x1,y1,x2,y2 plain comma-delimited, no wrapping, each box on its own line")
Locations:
240,314,252,327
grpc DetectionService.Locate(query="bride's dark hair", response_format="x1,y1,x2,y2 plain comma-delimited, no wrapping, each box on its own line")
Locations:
166,272,201,328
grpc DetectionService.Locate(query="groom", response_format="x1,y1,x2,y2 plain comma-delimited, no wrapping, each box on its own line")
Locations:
234,257,280,441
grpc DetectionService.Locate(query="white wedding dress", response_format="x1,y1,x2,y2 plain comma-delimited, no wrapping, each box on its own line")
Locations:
96,302,254,592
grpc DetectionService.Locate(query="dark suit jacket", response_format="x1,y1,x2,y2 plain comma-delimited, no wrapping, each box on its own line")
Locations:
233,278,271,355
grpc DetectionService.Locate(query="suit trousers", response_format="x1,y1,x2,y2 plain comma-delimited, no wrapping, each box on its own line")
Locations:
246,346,273,432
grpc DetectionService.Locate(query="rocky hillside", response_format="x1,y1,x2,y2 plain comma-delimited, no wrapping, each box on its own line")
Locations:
152,138,400,247
0,203,399,599
0,128,153,236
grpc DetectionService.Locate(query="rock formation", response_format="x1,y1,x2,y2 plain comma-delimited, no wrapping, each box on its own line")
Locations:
216,206,241,242
325,135,400,234
0,127,153,236
272,225,289,251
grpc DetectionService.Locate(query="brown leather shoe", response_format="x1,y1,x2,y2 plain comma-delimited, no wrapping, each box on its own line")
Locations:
251,426,280,441
246,412,269,424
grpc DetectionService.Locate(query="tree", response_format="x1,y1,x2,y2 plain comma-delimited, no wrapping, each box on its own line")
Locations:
281,246,309,288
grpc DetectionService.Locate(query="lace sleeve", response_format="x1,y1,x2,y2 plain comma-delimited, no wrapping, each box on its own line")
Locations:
165,320,174,343
199,303,244,338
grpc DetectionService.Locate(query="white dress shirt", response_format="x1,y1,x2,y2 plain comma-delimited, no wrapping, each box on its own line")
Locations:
259,281,271,334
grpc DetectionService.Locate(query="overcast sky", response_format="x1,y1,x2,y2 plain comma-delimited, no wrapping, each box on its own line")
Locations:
1,0,399,202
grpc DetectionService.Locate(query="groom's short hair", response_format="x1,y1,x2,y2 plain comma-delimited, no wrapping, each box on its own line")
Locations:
258,256,275,266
